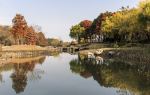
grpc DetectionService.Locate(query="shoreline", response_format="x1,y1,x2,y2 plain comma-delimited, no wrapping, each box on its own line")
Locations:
79,47,146,55
79,47,150,64
0,45,59,59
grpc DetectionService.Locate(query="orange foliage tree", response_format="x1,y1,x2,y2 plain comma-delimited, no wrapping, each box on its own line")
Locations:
25,27,37,45
36,32,48,46
11,14,28,45
11,14,47,46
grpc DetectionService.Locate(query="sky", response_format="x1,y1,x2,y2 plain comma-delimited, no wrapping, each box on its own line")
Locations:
0,0,141,41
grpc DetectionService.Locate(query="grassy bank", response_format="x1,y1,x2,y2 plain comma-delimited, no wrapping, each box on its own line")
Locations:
79,47,150,55
79,43,150,64
2,45,47,51
0,45,60,59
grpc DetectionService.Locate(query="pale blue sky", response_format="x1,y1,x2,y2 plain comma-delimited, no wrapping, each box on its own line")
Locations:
0,0,140,41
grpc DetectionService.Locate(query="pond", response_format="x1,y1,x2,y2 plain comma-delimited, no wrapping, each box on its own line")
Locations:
0,53,149,95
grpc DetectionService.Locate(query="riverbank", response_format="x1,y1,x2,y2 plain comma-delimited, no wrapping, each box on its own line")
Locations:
1,45,46,51
79,47,148,55
1,45,60,51
79,43,150,55
0,45,60,59
79,46,150,64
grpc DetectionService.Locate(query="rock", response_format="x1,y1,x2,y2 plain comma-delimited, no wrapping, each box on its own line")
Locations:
87,52,95,59
108,51,115,57
94,49,103,55
96,56,103,64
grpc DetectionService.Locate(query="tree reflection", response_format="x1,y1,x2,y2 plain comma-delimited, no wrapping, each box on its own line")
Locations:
0,74,3,83
69,55,150,95
27,68,44,81
10,56,46,94
70,59,92,78
38,57,46,64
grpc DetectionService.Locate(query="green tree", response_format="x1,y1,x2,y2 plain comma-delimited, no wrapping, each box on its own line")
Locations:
0,26,15,45
139,0,150,41
101,11,124,42
101,8,144,42
47,38,62,47
70,24,85,43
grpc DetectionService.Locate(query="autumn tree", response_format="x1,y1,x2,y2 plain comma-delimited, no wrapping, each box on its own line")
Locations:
80,20,92,29
36,32,48,46
11,14,28,45
25,27,37,45
11,62,36,94
90,12,113,42
80,20,92,42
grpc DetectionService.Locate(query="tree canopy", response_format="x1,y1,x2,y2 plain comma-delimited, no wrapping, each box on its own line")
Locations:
69,0,150,43
0,14,48,46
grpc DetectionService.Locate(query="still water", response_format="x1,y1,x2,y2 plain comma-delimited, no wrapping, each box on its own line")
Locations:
0,53,149,95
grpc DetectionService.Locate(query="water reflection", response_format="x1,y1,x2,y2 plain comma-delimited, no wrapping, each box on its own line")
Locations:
0,56,46,94
0,74,3,83
0,53,149,95
69,54,150,95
